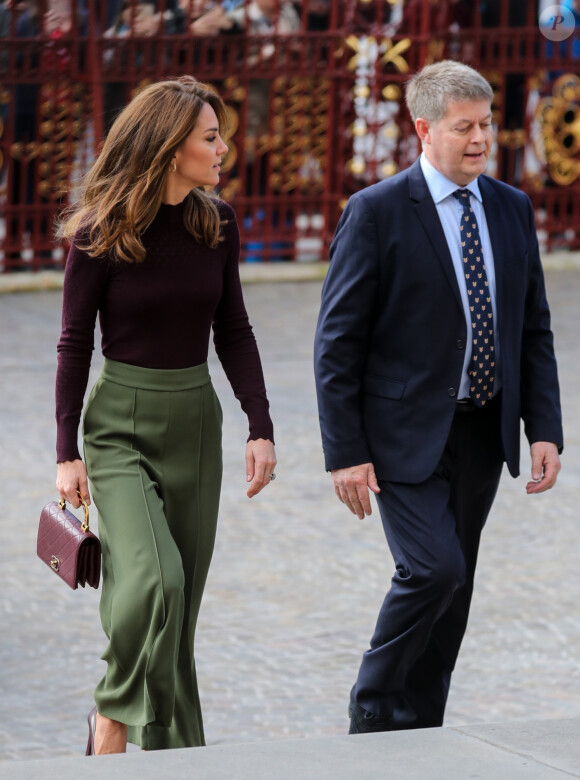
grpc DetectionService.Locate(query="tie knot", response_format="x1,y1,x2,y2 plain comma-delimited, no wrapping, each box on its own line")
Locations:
453,189,471,203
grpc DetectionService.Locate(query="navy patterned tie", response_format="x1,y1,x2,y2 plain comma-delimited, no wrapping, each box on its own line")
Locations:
452,189,495,407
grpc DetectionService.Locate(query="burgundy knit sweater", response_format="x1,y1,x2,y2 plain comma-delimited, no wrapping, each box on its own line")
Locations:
56,198,273,463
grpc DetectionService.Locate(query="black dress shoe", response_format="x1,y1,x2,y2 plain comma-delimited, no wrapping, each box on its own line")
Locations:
86,706,97,756
348,686,417,734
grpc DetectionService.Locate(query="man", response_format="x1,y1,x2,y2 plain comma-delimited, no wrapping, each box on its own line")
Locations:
313,60,563,733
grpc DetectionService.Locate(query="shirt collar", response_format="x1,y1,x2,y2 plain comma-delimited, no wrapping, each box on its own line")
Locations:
420,153,482,205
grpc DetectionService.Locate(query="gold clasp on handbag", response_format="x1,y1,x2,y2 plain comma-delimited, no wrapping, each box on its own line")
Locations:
50,555,61,571
57,490,90,533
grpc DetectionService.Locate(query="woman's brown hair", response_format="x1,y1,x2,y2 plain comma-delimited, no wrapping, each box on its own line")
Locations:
59,76,229,262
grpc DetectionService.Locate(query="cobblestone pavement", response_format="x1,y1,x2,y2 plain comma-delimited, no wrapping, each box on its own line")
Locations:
0,272,579,761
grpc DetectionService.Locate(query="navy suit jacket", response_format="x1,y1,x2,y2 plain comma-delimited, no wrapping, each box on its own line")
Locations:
314,159,563,483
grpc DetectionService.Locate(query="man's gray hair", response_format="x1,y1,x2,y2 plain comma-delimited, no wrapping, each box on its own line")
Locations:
405,60,493,123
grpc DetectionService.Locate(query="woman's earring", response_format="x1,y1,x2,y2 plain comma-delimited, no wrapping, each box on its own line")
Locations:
169,162,177,173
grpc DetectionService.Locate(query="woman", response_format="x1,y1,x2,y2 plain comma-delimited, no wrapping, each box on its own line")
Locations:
55,76,276,755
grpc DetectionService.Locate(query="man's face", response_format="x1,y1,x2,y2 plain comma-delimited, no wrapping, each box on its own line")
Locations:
417,99,493,186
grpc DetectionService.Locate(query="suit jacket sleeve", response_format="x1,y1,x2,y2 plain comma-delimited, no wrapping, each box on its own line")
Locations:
313,192,379,470
519,195,564,451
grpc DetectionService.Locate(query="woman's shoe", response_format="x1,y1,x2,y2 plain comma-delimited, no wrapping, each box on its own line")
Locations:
86,706,97,756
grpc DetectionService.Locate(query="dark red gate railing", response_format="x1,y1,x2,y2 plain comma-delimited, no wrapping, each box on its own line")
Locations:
1,0,579,271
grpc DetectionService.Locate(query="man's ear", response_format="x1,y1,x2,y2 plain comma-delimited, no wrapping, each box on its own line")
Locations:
415,117,431,144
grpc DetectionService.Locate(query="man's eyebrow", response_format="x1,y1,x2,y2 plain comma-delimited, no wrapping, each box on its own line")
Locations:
455,114,493,124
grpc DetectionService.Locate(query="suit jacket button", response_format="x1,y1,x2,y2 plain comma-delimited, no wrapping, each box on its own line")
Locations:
456,339,465,350
448,387,457,397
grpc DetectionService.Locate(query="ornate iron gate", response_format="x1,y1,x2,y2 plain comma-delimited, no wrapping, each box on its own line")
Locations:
0,0,578,271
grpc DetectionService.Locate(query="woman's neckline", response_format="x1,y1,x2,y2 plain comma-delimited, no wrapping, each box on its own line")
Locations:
160,194,189,209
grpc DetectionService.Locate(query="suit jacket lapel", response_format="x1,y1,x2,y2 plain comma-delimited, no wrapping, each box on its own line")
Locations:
407,160,464,313
478,176,504,316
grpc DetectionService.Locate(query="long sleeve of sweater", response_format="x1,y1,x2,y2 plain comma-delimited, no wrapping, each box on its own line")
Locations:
55,199,273,462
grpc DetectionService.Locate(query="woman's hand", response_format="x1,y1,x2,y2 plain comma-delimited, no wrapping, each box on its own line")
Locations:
56,459,91,508
245,439,277,498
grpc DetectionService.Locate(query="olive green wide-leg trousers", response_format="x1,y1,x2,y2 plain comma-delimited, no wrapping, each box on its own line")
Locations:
83,358,223,751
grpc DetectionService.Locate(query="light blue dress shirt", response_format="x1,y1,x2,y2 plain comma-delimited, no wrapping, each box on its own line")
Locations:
419,153,501,400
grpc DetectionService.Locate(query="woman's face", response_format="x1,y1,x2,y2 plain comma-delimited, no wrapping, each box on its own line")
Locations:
172,102,228,191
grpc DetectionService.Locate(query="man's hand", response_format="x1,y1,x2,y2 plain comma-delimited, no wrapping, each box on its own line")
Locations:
526,441,561,494
191,7,232,36
331,463,380,519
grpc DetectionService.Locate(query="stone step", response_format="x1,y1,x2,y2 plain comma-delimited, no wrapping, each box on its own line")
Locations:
2,717,579,780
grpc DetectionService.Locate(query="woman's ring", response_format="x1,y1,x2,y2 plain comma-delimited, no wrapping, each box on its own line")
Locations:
269,473,276,481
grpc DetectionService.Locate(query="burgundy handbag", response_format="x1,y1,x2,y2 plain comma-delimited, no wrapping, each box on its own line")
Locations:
37,493,101,590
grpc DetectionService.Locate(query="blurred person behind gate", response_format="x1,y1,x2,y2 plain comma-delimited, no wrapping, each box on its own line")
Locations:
8,0,86,266
225,0,300,192
102,1,233,133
